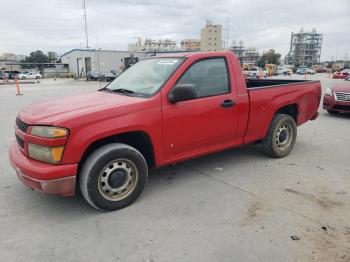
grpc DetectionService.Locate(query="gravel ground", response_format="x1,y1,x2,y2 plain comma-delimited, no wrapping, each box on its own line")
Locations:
1,75,349,262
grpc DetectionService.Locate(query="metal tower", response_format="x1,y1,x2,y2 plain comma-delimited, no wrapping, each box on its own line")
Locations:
286,28,323,67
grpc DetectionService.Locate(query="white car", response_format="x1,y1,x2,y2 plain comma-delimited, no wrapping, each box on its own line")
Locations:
243,67,268,78
277,67,292,75
18,72,42,80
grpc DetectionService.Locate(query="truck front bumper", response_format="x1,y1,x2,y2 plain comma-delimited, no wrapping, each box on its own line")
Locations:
9,142,77,196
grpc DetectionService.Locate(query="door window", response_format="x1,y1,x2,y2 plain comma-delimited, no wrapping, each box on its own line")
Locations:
177,58,229,98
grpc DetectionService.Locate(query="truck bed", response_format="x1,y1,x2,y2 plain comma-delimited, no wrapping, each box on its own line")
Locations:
246,79,317,89
243,79,321,145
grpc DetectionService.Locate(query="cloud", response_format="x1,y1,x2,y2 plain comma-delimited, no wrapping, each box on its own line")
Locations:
0,0,349,60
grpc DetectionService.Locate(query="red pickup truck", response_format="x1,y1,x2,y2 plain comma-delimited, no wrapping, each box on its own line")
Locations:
9,51,321,211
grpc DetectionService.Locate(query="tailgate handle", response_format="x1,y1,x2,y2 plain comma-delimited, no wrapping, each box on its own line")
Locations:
221,99,235,108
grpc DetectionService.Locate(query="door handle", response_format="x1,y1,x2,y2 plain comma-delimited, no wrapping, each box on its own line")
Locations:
221,99,235,108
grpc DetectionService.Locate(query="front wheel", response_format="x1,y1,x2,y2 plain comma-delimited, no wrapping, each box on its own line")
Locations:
262,114,297,158
79,143,148,211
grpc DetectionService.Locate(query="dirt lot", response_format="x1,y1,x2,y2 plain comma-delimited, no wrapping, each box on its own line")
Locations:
1,75,349,262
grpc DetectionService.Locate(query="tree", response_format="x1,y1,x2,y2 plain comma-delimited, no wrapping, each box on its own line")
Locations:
47,51,58,63
22,50,49,63
259,49,281,66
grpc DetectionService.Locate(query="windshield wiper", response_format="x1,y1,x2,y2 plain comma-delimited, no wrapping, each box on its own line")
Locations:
111,88,135,96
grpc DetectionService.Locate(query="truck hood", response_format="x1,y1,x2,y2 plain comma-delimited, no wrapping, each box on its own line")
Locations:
19,91,145,125
331,84,350,93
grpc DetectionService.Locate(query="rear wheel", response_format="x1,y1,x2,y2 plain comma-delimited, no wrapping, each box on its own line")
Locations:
262,114,297,158
79,143,148,211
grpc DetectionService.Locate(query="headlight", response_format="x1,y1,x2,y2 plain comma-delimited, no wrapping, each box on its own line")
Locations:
30,126,68,138
28,144,64,164
325,88,333,96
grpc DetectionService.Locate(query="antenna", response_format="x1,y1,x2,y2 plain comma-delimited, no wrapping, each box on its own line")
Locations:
83,0,89,48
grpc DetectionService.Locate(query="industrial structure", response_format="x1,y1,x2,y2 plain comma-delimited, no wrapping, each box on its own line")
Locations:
229,41,259,66
286,28,323,67
180,39,201,51
200,21,223,51
128,37,177,52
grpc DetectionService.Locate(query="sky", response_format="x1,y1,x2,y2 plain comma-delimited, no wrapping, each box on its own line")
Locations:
0,0,349,61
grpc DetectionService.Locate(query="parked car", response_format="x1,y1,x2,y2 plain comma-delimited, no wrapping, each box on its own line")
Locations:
18,72,42,80
332,69,350,79
345,75,350,81
0,72,9,79
86,71,100,81
86,71,116,82
315,67,328,73
277,67,292,75
4,70,20,79
9,51,321,211
323,84,350,114
296,68,316,75
100,72,116,82
243,67,269,78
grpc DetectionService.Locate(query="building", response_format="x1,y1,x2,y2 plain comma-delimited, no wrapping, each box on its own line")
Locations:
0,60,21,71
229,41,246,57
180,39,201,51
128,37,177,52
200,21,222,51
286,28,323,67
60,49,147,77
0,53,26,61
229,41,259,66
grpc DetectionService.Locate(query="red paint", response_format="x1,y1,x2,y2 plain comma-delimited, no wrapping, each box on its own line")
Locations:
323,84,350,113
332,71,350,79
9,51,321,196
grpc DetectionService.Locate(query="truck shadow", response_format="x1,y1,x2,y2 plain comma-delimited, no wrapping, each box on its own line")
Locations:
36,145,268,216
27,141,319,216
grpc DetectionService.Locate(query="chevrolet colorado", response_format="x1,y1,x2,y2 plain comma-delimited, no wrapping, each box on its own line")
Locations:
9,51,321,211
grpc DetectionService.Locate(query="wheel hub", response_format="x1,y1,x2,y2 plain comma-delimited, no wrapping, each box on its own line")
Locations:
276,125,291,149
98,159,139,201
108,169,127,188
278,129,288,143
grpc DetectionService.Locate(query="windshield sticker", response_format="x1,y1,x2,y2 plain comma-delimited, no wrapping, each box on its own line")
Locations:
157,59,178,65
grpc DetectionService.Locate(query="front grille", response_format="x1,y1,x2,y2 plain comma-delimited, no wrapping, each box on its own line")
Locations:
335,92,350,102
16,117,29,133
334,105,350,111
16,133,24,148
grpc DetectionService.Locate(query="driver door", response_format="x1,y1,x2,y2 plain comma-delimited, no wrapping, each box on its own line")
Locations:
162,57,238,161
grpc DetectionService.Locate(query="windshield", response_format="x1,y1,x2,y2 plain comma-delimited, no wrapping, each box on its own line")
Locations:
105,57,185,96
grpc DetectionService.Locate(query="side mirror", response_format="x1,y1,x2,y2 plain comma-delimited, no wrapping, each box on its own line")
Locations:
168,84,197,103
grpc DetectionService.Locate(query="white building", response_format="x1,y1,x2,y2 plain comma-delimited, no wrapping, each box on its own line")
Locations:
60,49,147,77
200,21,223,52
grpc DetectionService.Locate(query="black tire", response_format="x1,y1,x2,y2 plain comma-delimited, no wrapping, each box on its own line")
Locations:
327,110,339,115
262,114,297,158
79,143,148,211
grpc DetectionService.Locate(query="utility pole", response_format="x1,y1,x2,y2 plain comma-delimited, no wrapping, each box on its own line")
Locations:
83,0,89,48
